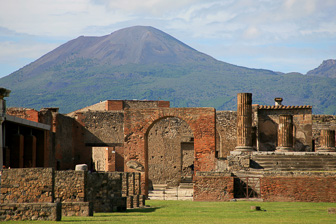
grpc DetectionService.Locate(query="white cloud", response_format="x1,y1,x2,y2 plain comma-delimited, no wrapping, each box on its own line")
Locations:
0,0,335,75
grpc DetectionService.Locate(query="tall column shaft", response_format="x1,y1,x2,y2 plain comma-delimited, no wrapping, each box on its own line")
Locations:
276,115,293,152
235,93,254,151
317,129,336,152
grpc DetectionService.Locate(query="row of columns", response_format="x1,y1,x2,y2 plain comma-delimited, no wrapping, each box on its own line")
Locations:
235,93,335,152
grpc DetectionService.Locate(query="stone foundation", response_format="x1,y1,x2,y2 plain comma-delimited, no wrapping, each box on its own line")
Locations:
0,202,61,221
193,172,234,201
62,202,93,216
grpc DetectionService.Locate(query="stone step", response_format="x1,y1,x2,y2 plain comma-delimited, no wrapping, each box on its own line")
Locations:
148,185,193,201
179,183,193,189
152,184,168,190
254,160,336,164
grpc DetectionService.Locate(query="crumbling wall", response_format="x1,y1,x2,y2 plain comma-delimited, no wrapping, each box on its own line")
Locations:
193,172,234,201
74,111,124,145
124,107,216,195
216,111,237,157
148,117,194,186
6,108,39,122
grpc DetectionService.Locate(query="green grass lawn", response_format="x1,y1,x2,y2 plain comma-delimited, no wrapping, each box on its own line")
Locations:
6,200,336,223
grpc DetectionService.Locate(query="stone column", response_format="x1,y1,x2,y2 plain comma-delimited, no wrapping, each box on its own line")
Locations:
276,115,293,152
0,88,11,170
235,93,254,151
317,129,336,152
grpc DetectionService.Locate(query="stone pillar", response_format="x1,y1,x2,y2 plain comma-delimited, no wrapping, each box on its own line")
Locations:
317,129,336,152
235,93,254,151
0,88,10,170
276,115,293,152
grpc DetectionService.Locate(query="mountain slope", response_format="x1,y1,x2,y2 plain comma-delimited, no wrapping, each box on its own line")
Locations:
0,26,335,115
306,59,336,78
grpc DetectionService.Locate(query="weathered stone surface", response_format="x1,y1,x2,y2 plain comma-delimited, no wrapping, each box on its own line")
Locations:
194,172,234,201
75,164,88,171
216,111,237,158
261,175,336,202
62,202,93,217
55,170,86,202
0,168,54,204
126,160,144,172
148,117,194,186
0,203,61,221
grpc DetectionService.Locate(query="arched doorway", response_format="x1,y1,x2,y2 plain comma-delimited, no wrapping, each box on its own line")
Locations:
147,117,194,187
123,107,216,196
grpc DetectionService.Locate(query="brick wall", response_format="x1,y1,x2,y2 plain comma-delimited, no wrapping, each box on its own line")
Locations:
194,172,234,201
0,168,54,203
7,108,39,122
106,100,123,111
261,174,336,202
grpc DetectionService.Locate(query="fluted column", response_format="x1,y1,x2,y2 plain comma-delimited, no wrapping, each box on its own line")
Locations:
235,93,254,151
276,115,293,152
317,129,336,152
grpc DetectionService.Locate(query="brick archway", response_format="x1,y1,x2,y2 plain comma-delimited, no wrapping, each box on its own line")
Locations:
124,107,216,196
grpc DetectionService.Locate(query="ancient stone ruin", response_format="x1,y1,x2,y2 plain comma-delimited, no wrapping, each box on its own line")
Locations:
1,87,336,220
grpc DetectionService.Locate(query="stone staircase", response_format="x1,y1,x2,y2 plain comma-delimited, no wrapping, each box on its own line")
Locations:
251,153,336,171
148,182,193,201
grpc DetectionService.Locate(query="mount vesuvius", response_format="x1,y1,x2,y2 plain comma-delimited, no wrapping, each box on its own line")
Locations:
0,26,335,114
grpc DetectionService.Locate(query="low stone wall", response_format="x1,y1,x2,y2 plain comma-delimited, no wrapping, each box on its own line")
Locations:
62,202,93,217
194,172,234,201
0,202,61,221
55,170,86,202
87,172,125,212
0,168,54,203
261,173,336,202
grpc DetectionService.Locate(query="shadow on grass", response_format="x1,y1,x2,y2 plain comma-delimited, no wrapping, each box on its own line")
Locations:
125,206,160,213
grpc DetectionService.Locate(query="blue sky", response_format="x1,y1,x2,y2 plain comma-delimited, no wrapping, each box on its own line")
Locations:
0,0,335,78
